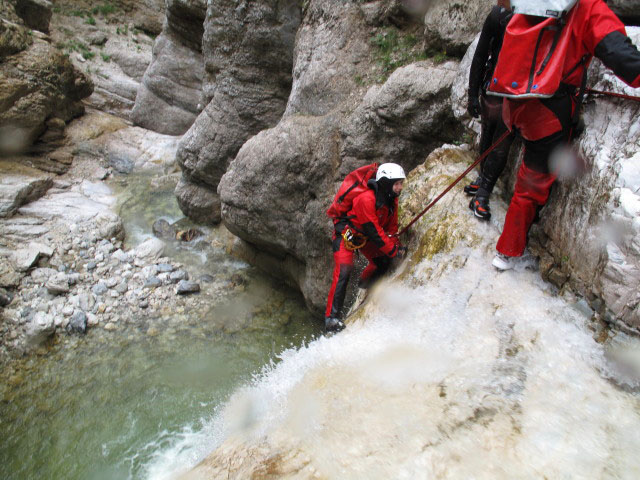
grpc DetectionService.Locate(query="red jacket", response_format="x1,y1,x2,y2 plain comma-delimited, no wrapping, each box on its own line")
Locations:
347,189,399,257
488,0,640,98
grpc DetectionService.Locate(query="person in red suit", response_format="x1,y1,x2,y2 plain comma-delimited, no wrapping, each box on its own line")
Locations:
487,0,640,270
325,163,406,332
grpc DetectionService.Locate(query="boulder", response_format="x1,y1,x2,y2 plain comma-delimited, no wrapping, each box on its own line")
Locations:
24,311,55,347
131,0,206,135
12,242,52,272
14,0,52,34
0,32,93,154
341,61,464,162
0,161,53,218
220,0,463,312
176,280,200,294
174,0,301,222
422,0,492,58
134,237,165,261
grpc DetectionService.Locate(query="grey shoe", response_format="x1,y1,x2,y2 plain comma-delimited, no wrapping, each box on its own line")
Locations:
325,317,345,332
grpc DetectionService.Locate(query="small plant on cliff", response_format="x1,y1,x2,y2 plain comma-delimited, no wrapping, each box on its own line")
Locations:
101,53,111,62
86,16,96,26
92,3,117,16
371,28,428,82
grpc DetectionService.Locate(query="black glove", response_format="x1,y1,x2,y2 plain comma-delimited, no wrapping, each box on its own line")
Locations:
467,96,481,118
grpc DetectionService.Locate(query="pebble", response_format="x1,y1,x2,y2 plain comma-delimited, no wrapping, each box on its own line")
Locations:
67,311,87,334
139,299,149,309
177,280,200,295
115,282,128,294
156,263,174,273
86,261,97,271
105,277,118,288
103,322,117,331
62,306,74,317
200,274,214,283
144,276,162,289
112,249,130,262
170,270,189,284
92,282,108,296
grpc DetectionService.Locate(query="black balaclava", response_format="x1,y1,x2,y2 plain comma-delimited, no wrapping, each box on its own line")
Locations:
373,177,400,210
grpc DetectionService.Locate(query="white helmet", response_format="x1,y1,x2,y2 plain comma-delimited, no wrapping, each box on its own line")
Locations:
510,0,577,18
376,163,406,182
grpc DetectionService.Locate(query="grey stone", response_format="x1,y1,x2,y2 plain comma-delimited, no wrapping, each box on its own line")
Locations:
92,282,108,296
176,280,200,295
86,261,97,271
67,311,87,334
25,312,55,347
115,282,128,294
169,270,189,283
0,287,13,307
78,292,94,312
152,219,175,239
157,263,175,273
12,248,40,272
139,299,149,309
46,273,70,295
0,261,21,288
144,276,162,289
107,153,134,174
134,238,165,261
423,0,491,58
112,249,130,263
0,161,53,218
105,277,118,288
62,305,74,317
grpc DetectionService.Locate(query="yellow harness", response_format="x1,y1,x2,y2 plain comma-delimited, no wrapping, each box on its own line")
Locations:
342,227,367,251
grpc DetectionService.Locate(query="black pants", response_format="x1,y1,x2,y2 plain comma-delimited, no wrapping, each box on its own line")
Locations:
477,94,516,198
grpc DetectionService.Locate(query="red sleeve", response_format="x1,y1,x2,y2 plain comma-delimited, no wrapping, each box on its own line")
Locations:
582,0,626,54
353,193,398,256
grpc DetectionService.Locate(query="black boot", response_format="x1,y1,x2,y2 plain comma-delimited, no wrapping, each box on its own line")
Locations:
463,177,480,196
325,317,345,333
469,195,491,220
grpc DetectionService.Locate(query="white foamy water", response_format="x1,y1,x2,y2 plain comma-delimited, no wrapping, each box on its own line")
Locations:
143,242,640,480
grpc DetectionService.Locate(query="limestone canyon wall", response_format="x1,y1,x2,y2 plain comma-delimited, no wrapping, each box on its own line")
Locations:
165,0,639,328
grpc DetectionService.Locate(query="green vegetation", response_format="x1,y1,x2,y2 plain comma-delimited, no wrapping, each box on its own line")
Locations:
86,16,96,26
101,53,111,62
92,3,117,16
58,39,95,60
426,47,457,65
71,10,84,17
371,28,428,83
116,24,129,36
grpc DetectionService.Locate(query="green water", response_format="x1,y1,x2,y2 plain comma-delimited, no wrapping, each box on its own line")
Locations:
0,171,323,480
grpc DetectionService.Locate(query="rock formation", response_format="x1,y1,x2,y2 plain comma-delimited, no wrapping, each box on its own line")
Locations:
0,1,92,156
219,0,465,313
131,0,207,135
422,0,492,58
173,0,302,223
